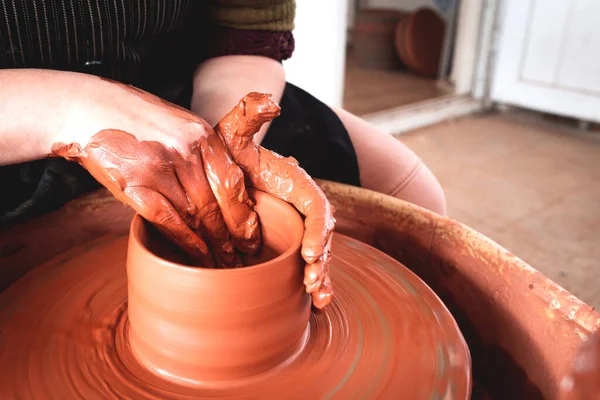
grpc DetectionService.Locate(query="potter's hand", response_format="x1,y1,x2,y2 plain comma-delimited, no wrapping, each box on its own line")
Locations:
216,93,335,309
52,78,261,268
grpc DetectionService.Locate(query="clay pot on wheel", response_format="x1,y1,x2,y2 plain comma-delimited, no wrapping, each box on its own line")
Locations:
126,189,310,386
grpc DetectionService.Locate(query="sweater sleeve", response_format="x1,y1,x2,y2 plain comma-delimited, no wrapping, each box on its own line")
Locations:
198,0,296,62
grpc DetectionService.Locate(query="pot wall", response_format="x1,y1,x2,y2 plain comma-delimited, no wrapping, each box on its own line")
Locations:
126,190,310,385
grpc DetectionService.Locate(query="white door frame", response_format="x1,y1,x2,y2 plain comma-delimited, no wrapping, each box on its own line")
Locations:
367,0,500,135
490,0,600,124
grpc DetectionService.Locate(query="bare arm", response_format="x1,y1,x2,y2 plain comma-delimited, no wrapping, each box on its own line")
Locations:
0,69,263,267
190,55,286,144
0,69,95,165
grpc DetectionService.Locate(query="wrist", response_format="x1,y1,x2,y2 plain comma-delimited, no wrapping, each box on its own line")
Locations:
57,74,144,151
191,56,285,141
0,69,96,165
54,73,116,148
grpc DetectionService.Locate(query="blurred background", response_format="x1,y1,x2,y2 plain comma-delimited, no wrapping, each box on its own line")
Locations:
285,0,600,308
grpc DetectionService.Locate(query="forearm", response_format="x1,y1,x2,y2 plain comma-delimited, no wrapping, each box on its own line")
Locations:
0,69,94,166
191,55,286,144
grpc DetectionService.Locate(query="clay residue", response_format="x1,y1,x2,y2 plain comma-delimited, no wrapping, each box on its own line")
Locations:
316,179,600,399
50,85,336,308
216,93,336,309
143,220,280,268
558,331,600,400
0,232,470,398
51,129,257,269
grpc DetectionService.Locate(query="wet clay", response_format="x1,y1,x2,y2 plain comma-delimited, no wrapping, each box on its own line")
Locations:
215,93,336,309
0,232,470,398
144,221,279,267
51,82,335,308
51,119,258,269
2,179,598,399
127,189,311,384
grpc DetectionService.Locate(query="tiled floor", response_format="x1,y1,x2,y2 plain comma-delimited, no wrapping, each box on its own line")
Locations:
399,110,600,308
343,50,447,116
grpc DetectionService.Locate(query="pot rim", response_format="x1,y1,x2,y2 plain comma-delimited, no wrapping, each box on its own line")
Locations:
128,191,305,277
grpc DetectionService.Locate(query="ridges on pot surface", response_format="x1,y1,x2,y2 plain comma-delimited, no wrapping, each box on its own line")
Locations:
126,189,310,386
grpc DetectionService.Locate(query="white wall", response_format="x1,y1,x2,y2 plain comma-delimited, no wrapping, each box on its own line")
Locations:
283,0,348,107
450,0,483,94
348,0,357,28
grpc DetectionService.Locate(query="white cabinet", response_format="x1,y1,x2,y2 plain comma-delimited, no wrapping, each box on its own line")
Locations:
491,0,600,122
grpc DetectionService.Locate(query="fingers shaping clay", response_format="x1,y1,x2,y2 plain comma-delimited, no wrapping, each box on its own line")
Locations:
216,92,336,309
51,81,263,270
51,86,333,309
3,88,472,397
0,193,471,397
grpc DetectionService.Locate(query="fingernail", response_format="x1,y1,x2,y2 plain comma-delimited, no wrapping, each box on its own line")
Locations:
304,268,319,285
302,249,320,264
312,290,333,309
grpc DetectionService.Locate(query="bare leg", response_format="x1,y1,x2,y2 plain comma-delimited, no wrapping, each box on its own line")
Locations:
332,107,447,215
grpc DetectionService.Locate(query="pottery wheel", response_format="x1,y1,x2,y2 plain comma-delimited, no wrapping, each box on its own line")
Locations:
0,233,470,399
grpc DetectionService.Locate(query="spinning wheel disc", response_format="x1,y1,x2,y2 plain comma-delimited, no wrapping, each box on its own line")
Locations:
0,233,471,398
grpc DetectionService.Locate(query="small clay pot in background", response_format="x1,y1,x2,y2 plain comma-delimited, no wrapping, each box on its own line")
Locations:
126,189,310,385
353,8,409,69
395,7,446,78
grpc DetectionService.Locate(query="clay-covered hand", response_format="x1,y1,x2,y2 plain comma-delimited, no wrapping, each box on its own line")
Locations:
216,93,336,309
52,78,261,268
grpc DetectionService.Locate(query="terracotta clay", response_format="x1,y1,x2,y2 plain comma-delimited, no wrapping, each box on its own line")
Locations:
0,231,471,398
558,330,600,400
318,180,600,399
394,8,445,77
52,84,335,309
216,93,336,309
2,181,599,399
128,189,311,384
51,81,261,269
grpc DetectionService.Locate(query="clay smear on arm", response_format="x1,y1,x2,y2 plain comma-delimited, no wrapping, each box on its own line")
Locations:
51,128,256,268
49,80,263,268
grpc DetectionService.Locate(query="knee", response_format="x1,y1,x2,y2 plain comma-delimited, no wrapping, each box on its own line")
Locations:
330,106,447,215
386,159,447,216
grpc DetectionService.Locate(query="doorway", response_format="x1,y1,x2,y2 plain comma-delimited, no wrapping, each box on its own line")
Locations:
345,0,459,117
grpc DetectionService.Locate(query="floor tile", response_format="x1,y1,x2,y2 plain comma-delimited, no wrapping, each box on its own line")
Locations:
343,51,445,116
